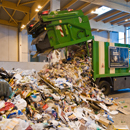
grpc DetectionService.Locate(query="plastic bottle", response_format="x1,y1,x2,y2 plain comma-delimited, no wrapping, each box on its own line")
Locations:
107,115,114,123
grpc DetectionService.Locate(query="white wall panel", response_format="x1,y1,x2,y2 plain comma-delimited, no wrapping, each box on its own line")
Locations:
0,61,48,72
19,29,29,62
90,19,124,32
0,25,9,61
0,25,18,61
8,26,18,61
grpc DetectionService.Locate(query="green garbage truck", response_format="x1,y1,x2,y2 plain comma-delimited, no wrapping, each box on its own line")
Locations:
27,9,130,95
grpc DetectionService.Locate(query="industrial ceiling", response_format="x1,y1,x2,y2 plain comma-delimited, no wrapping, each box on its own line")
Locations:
0,0,130,32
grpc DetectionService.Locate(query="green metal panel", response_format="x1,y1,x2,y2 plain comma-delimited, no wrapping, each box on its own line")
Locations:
93,42,130,81
41,10,84,22
93,41,99,80
104,42,110,74
54,36,94,49
46,15,92,49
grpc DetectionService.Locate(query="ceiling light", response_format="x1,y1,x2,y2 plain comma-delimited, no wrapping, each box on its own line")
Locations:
35,9,39,12
91,11,94,14
21,25,25,29
92,6,112,15
38,5,42,9
125,19,128,21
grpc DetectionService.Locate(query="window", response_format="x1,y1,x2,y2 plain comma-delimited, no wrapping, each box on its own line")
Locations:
118,32,124,44
91,6,112,16
126,27,130,44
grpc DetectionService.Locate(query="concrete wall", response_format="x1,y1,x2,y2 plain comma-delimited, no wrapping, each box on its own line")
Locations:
0,61,48,71
0,25,18,61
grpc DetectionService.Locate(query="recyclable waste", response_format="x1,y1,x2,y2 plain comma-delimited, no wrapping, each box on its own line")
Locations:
0,49,129,130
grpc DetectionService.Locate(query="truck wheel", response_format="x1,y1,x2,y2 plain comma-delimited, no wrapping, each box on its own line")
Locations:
99,81,111,95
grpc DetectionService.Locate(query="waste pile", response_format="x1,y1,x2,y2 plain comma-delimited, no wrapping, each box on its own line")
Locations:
0,52,129,130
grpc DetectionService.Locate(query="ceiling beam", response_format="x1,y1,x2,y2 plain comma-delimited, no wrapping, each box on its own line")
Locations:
103,12,129,23
95,10,121,22
19,1,36,6
62,0,77,10
17,0,21,6
9,0,21,23
91,29,97,32
125,23,130,27
0,19,18,27
81,0,130,14
125,0,130,2
9,10,16,23
21,0,50,31
0,1,30,13
98,29,106,32
76,2,90,10
91,28,106,32
88,14,98,20
84,5,100,15
118,20,130,26
111,15,130,25
2,7,18,25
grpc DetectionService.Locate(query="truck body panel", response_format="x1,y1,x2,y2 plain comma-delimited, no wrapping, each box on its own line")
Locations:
93,41,130,80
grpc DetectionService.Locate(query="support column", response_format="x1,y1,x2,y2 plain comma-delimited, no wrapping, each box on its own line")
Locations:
108,31,111,42
50,0,60,11
124,27,127,44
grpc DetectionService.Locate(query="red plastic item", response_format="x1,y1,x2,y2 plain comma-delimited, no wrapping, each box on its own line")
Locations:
42,11,49,15
42,104,48,110
26,126,33,130
0,102,15,111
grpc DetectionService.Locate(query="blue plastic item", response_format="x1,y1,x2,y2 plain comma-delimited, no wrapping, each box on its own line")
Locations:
18,110,23,115
107,115,114,123
7,112,16,118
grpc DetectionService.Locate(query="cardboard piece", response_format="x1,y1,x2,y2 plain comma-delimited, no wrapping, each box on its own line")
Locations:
118,108,130,115
98,117,110,127
108,105,118,111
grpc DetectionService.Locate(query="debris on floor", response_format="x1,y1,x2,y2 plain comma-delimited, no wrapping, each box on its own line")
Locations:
0,54,129,130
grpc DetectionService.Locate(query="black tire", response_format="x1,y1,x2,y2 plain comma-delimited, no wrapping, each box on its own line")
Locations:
99,81,111,95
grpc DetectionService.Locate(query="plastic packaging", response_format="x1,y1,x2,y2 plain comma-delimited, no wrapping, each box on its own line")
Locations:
15,98,27,110
107,115,114,123
0,101,5,109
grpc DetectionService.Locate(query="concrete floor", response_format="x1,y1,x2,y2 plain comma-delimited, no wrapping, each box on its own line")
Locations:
107,89,130,130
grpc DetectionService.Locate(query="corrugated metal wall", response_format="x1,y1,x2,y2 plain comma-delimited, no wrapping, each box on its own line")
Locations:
0,25,18,61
